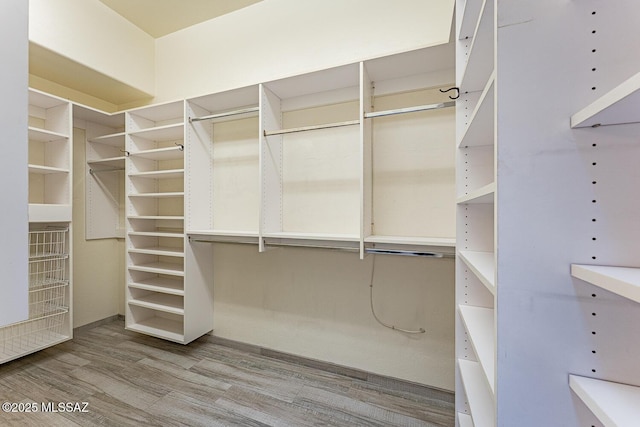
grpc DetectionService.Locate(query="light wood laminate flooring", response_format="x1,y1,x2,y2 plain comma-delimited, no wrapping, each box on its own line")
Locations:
0,319,454,426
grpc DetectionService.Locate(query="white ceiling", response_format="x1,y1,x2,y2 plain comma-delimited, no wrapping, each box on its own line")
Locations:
98,0,262,38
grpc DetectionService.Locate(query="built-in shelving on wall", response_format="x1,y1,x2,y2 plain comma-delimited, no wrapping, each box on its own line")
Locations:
361,46,456,257
454,0,496,425
186,85,260,245
74,104,126,239
260,64,362,253
2,89,74,364
567,9,640,421
28,89,73,223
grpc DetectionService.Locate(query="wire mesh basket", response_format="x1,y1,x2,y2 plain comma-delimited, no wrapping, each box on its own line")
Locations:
0,310,68,360
29,282,68,319
29,227,68,259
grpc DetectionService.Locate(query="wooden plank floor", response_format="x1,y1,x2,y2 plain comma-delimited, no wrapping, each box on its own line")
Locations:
0,319,454,426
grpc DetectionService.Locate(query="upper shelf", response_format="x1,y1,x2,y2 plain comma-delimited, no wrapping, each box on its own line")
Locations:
128,123,184,141
459,0,494,94
457,182,496,205
570,374,640,427
458,74,495,148
458,0,483,40
28,126,68,142
90,132,125,146
571,264,640,304
571,72,640,128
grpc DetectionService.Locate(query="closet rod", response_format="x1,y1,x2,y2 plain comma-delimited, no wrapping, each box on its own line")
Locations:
364,101,456,119
188,237,257,245
89,167,125,175
264,120,360,137
264,241,360,252
365,248,453,258
189,106,259,123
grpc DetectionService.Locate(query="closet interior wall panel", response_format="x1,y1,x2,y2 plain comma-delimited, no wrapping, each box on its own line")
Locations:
454,0,640,425
0,0,29,328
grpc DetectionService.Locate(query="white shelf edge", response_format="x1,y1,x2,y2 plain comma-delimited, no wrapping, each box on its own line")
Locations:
459,250,495,294
128,280,184,296
128,192,184,198
128,295,184,316
459,304,495,394
28,164,70,175
457,183,496,204
128,146,184,160
128,231,184,238
28,126,69,141
128,169,185,179
571,72,640,128
569,374,640,427
127,262,185,277
128,216,184,221
128,247,185,257
458,359,495,427
364,235,456,247
262,231,360,242
571,264,640,304
128,122,184,136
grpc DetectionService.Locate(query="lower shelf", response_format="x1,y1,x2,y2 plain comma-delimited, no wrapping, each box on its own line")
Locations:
458,359,495,427
128,293,184,315
457,412,473,427
570,374,640,427
28,204,72,222
126,316,184,344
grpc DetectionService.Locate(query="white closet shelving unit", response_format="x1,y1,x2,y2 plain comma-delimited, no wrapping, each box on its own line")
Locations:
186,85,260,245
567,15,640,424
1,89,74,364
260,64,362,253
455,0,496,425
74,104,126,239
361,46,456,257
28,89,73,223
125,100,212,344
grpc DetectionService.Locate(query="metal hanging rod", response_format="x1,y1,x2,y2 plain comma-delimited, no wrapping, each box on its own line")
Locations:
364,101,456,119
264,241,360,252
188,237,257,245
189,106,259,123
264,120,360,137
365,248,453,258
89,167,125,175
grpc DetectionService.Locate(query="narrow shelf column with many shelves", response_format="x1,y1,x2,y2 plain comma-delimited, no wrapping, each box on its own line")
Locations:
125,100,213,344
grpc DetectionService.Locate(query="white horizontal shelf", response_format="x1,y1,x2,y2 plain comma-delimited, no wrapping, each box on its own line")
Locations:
571,72,640,128
570,375,640,427
128,216,184,221
129,146,184,160
90,132,125,146
128,293,184,315
128,169,184,179
459,251,495,294
128,192,184,198
457,183,496,204
459,304,495,394
128,123,184,141
128,277,184,296
126,317,184,343
28,164,69,175
571,264,640,304
263,231,360,242
28,126,68,142
458,74,495,148
128,231,184,238
188,230,259,244
458,359,495,427
128,246,185,257
457,412,474,427
88,156,125,169
365,235,456,247
189,106,259,123
459,0,494,94
458,0,483,40
128,262,184,276
29,204,72,223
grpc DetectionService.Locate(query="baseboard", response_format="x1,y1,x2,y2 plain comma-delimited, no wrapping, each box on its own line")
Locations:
207,335,454,404
73,314,122,334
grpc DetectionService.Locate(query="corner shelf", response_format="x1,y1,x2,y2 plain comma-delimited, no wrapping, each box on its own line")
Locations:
570,375,640,427
571,72,640,128
571,264,640,304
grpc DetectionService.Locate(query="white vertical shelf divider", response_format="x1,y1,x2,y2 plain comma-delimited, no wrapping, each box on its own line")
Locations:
360,62,373,259
455,0,496,425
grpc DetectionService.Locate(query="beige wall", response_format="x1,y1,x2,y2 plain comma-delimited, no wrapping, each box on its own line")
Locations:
152,0,454,103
